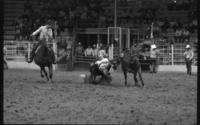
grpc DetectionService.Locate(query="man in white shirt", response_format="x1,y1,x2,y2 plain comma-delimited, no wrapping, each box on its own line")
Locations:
84,45,93,56
27,19,56,64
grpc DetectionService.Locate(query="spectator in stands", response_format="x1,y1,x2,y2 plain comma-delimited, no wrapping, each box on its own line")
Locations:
130,43,140,56
150,44,159,73
92,44,99,57
182,28,190,42
14,18,21,40
18,20,24,41
21,18,29,40
174,28,182,43
75,42,84,56
84,45,93,57
53,20,59,38
97,43,103,50
184,44,194,75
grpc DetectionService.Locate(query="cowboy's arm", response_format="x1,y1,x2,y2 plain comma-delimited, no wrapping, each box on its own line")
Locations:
31,26,42,36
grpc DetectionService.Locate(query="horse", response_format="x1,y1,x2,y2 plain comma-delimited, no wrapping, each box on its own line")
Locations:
112,49,144,87
33,43,54,83
88,60,116,84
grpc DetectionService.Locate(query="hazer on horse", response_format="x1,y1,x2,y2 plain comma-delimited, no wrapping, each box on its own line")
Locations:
27,19,57,83
184,44,194,75
112,48,144,87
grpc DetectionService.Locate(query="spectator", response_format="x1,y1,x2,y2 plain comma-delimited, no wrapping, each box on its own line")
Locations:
130,43,140,56
184,44,194,75
174,29,182,43
53,20,59,38
150,44,159,73
92,44,98,57
75,42,84,56
182,28,190,42
13,18,21,40
84,45,93,56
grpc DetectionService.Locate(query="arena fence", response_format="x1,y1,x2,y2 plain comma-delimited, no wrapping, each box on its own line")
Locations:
157,43,197,65
4,41,197,66
4,41,57,62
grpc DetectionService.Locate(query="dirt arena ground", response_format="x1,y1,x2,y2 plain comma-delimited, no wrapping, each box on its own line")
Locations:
4,69,197,124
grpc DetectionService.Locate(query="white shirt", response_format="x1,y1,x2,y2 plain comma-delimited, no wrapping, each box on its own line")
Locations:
95,58,109,65
84,48,93,56
31,25,53,42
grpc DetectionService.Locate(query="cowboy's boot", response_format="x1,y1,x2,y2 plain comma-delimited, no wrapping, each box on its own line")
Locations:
27,43,40,63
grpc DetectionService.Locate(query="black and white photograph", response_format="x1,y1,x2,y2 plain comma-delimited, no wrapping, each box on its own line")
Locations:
3,0,197,124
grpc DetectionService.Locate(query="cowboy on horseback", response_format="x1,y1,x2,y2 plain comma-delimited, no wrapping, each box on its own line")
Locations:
27,19,56,64
184,44,194,75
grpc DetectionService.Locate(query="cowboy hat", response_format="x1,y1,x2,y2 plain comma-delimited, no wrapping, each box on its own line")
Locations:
151,44,157,49
185,44,191,48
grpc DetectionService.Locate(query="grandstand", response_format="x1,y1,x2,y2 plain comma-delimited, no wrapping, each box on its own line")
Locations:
4,0,197,70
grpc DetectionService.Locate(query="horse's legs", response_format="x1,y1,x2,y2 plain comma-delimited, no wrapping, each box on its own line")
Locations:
48,65,53,83
91,74,97,84
123,70,128,86
40,67,44,78
42,67,49,81
138,67,144,87
133,72,139,86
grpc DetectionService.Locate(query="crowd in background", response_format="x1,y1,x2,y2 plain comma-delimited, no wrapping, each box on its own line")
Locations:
75,42,108,58
12,0,197,44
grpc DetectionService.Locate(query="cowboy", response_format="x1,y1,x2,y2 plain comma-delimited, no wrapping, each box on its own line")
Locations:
184,44,194,75
27,19,56,64
95,46,109,74
95,54,110,75
150,44,159,73
75,42,84,56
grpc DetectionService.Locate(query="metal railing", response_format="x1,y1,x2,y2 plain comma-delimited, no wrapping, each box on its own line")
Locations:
157,43,197,65
4,41,57,62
